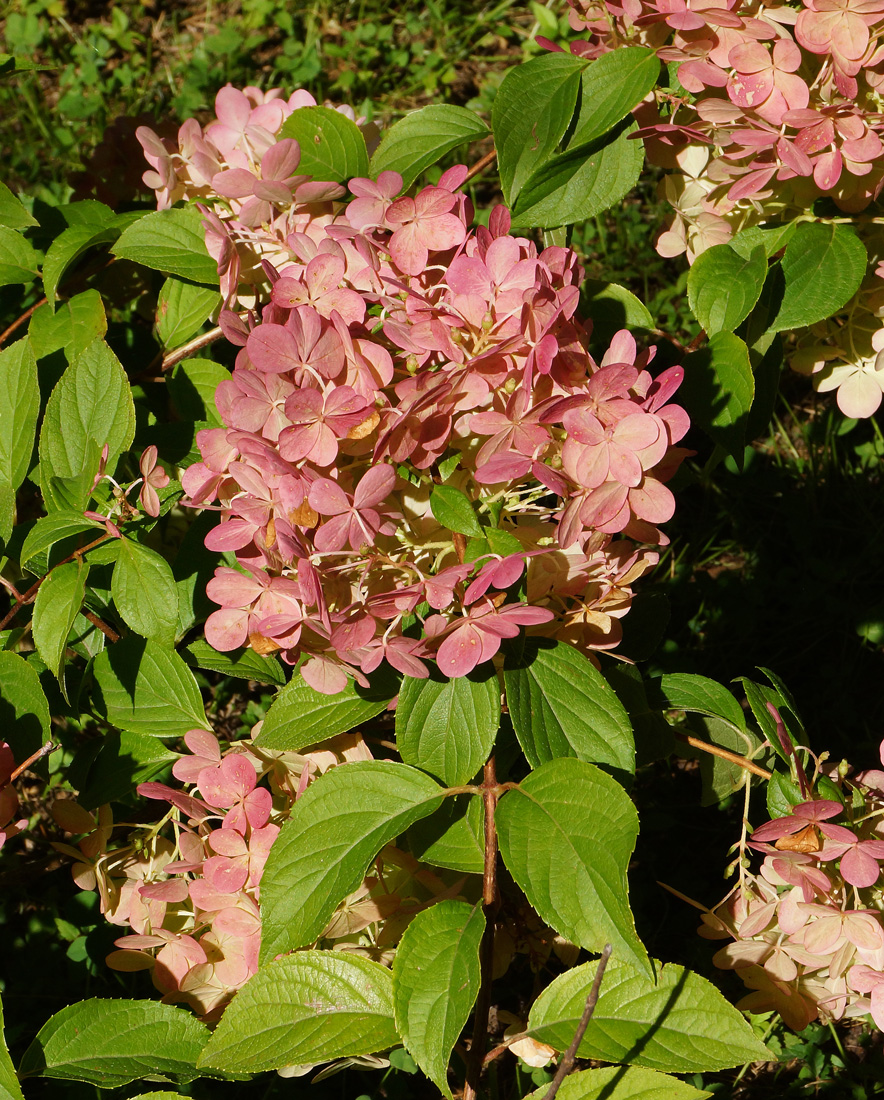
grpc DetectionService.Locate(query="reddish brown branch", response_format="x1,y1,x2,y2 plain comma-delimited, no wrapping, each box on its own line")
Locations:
541,945,613,1100
464,148,498,185
674,731,771,779
9,742,58,783
0,298,47,347
0,533,111,632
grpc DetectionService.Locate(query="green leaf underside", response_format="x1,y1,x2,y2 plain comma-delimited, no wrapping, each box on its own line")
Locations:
19,998,210,1088
0,337,39,493
198,952,397,1073
655,673,747,731
112,538,179,647
570,47,660,148
0,226,40,286
396,667,500,785
684,713,761,807
769,222,866,332
280,106,369,183
687,244,767,335
504,640,634,775
680,331,753,461
32,559,88,682
370,104,489,191
393,900,484,1098
156,277,221,349
0,991,25,1100
42,216,118,305
526,1066,712,1100
511,120,643,229
91,636,206,738
528,957,771,1072
493,53,585,207
254,670,394,750
113,207,219,284
38,338,135,496
0,181,37,230
183,639,286,686
496,758,648,975
259,762,443,963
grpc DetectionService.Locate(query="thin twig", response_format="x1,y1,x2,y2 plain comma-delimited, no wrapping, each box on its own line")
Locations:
158,325,226,372
464,148,497,184
674,731,771,779
8,742,58,783
0,298,47,346
541,945,613,1100
0,533,110,632
463,757,500,1100
82,609,121,643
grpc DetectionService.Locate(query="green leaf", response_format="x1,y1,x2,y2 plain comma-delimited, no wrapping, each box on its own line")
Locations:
0,336,38,491
603,664,674,766
370,105,490,191
0,181,37,230
735,674,803,764
198,952,397,1073
19,998,210,1088
687,244,767,335
492,54,585,206
42,212,118,305
0,991,24,1100
0,226,40,286
729,222,796,260
254,668,396,751
767,222,866,333
681,714,761,807
582,280,653,347
167,358,229,425
78,728,179,810
680,331,753,461
654,673,747,731
396,666,500,785
38,337,136,502
528,957,772,1072
91,636,206,737
407,794,484,874
259,762,444,962
569,48,660,147
429,484,483,537
511,120,643,230
112,538,179,647
113,207,219,284
183,639,286,686
0,650,50,761
767,768,803,820
0,478,12,545
496,758,648,975
393,900,484,1097
20,511,104,572
156,277,221,349
280,106,369,182
503,640,634,777
526,1066,711,1100
29,290,107,359
32,560,89,683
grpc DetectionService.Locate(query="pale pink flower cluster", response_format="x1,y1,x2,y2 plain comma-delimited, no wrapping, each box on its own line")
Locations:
562,0,884,254
700,744,884,1032
53,728,383,1019
155,158,691,691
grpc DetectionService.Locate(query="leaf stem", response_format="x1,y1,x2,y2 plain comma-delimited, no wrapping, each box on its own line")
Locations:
674,731,771,779
0,533,111,632
463,148,497,184
540,944,613,1100
463,755,500,1100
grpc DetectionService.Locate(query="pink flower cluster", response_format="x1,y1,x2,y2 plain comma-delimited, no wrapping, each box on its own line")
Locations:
53,728,388,1019
185,207,689,688
0,743,27,850
562,0,884,253
700,742,884,1031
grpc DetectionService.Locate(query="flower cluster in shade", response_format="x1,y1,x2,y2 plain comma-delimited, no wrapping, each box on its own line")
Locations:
137,86,691,693
557,0,884,417
699,740,884,1032
51,726,571,1023
0,743,27,850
